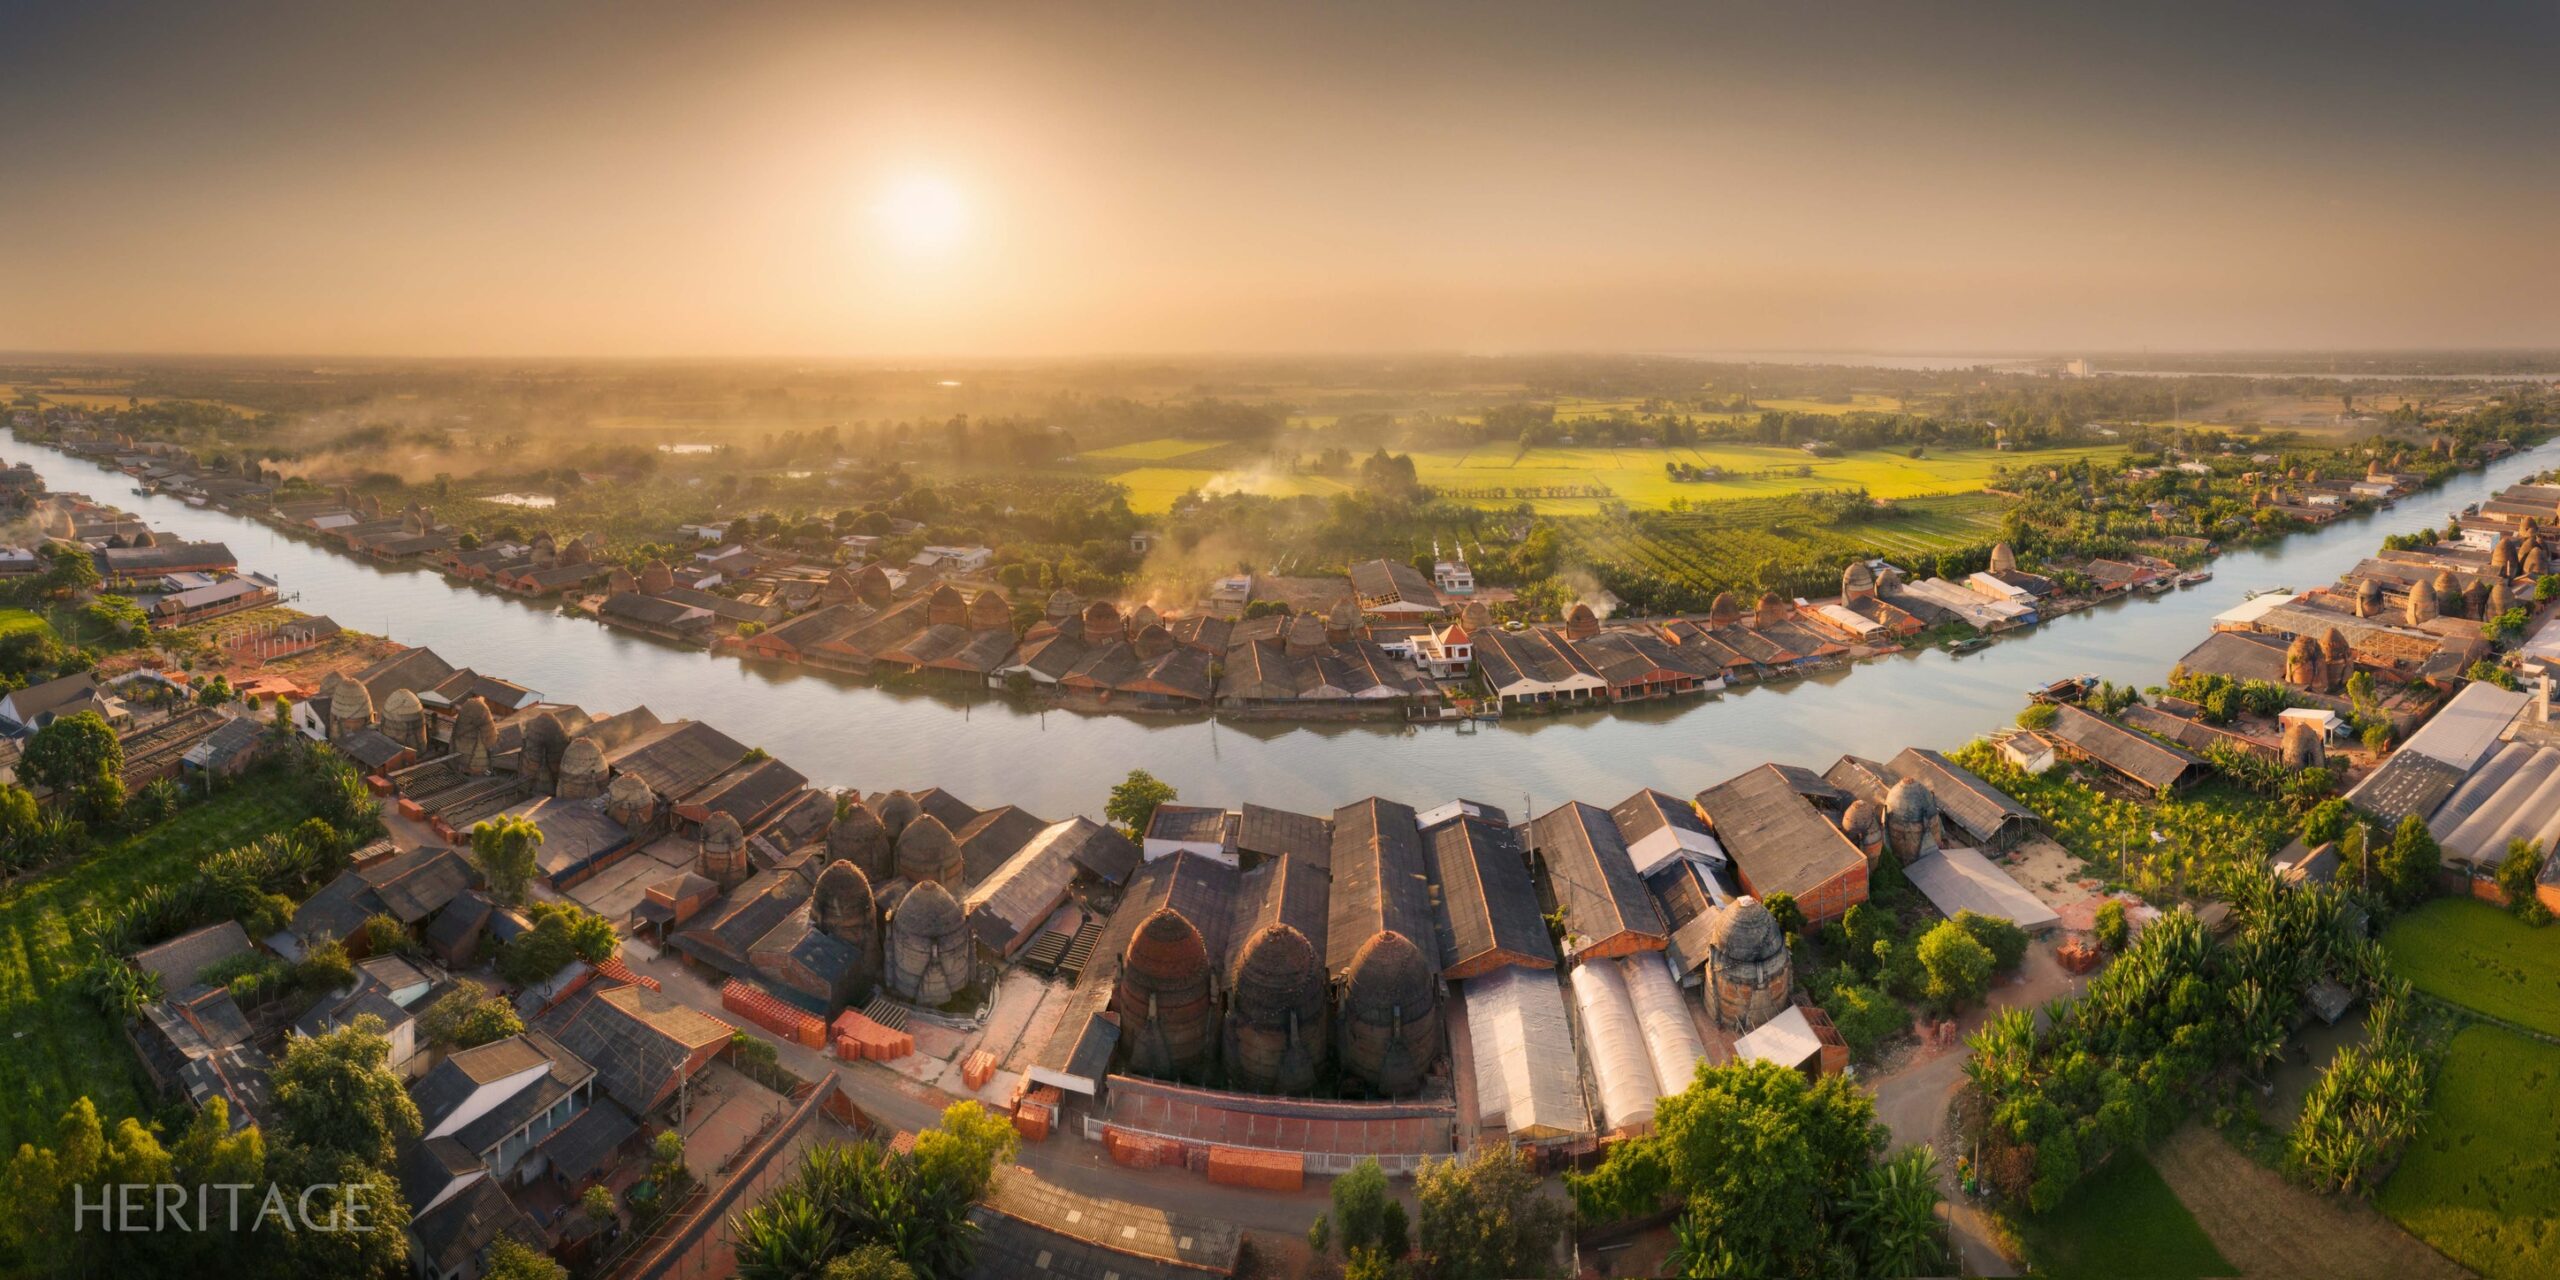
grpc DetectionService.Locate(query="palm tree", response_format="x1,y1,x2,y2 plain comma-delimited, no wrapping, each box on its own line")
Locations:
1844,1146,1948,1277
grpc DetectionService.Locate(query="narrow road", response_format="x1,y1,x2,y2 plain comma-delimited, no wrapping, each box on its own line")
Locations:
1867,941,2090,1277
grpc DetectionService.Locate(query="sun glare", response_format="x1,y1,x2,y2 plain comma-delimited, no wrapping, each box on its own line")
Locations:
872,172,970,257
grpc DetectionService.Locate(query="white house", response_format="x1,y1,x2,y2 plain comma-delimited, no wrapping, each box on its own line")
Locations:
1433,559,1475,594
1409,621,1475,678
410,1032,594,1187
910,544,994,574
0,671,122,735
2278,707,2346,741
1995,729,2058,775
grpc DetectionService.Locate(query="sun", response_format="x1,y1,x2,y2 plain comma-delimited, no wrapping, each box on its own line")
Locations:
872,172,971,257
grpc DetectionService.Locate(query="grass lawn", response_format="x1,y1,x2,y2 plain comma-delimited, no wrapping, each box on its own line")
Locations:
2382,898,2560,1035
2379,1025,2560,1278
0,609,52,641
2017,1149,2237,1279
0,784,321,1151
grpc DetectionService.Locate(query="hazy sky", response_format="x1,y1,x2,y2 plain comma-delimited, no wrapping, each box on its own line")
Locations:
4,1,2557,358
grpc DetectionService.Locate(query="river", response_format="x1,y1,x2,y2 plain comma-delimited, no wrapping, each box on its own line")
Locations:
10,433,2552,817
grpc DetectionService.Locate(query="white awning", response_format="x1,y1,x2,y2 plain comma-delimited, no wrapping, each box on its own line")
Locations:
1733,1005,1822,1071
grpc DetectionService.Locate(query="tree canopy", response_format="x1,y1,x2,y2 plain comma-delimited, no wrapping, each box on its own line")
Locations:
1571,1058,1935,1278
266,1015,421,1168
1413,1143,1567,1280
22,711,123,821
470,812,545,906
1104,768,1176,838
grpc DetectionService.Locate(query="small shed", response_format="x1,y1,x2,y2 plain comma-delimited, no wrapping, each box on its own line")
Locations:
1902,848,2063,934
1733,1004,1824,1075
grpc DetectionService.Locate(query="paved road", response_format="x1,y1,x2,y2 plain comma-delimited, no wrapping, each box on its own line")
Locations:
1867,941,2090,1278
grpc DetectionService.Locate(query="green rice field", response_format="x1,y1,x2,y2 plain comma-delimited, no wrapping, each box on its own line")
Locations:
0,786,323,1152
2018,1150,2236,1279
2378,1025,2560,1278
2382,898,2560,1036
1564,492,2008,589
1108,442,2120,515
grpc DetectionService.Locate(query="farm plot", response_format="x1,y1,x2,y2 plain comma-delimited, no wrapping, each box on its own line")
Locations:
2382,898,2560,1036
1751,393,1907,415
1403,443,2117,514
1559,492,2008,600
0,786,324,1152
2015,1147,2233,1280
2378,1024,2560,1279
1108,465,1348,514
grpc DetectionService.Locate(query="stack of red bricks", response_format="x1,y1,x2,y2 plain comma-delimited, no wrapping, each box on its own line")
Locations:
1102,1127,1185,1170
1012,1100,1052,1141
829,1010,913,1061
1205,1146,1304,1192
719,980,825,1047
960,1050,998,1091
1009,1083,1064,1142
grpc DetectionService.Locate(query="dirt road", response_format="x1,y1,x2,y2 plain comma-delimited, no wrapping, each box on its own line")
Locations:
2148,1126,2467,1280
1869,940,2092,1277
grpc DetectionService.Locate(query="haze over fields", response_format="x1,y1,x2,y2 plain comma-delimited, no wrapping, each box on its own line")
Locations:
4,1,2559,358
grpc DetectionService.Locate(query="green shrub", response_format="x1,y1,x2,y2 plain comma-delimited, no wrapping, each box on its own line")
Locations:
1821,981,1912,1058
1955,910,2029,971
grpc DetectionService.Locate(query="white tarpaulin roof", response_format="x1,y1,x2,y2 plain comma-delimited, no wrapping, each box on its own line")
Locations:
1904,846,2063,934
2436,743,2560,867
1733,1004,1822,1071
1569,960,1659,1133
2398,681,2531,772
1621,954,1706,1098
1462,967,1587,1141
2211,591,2294,627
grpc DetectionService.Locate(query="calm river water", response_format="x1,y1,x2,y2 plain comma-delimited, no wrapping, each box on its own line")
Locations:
11,434,2552,816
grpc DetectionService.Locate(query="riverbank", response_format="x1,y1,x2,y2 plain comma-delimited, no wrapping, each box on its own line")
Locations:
18,429,2450,733
8,430,2556,814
